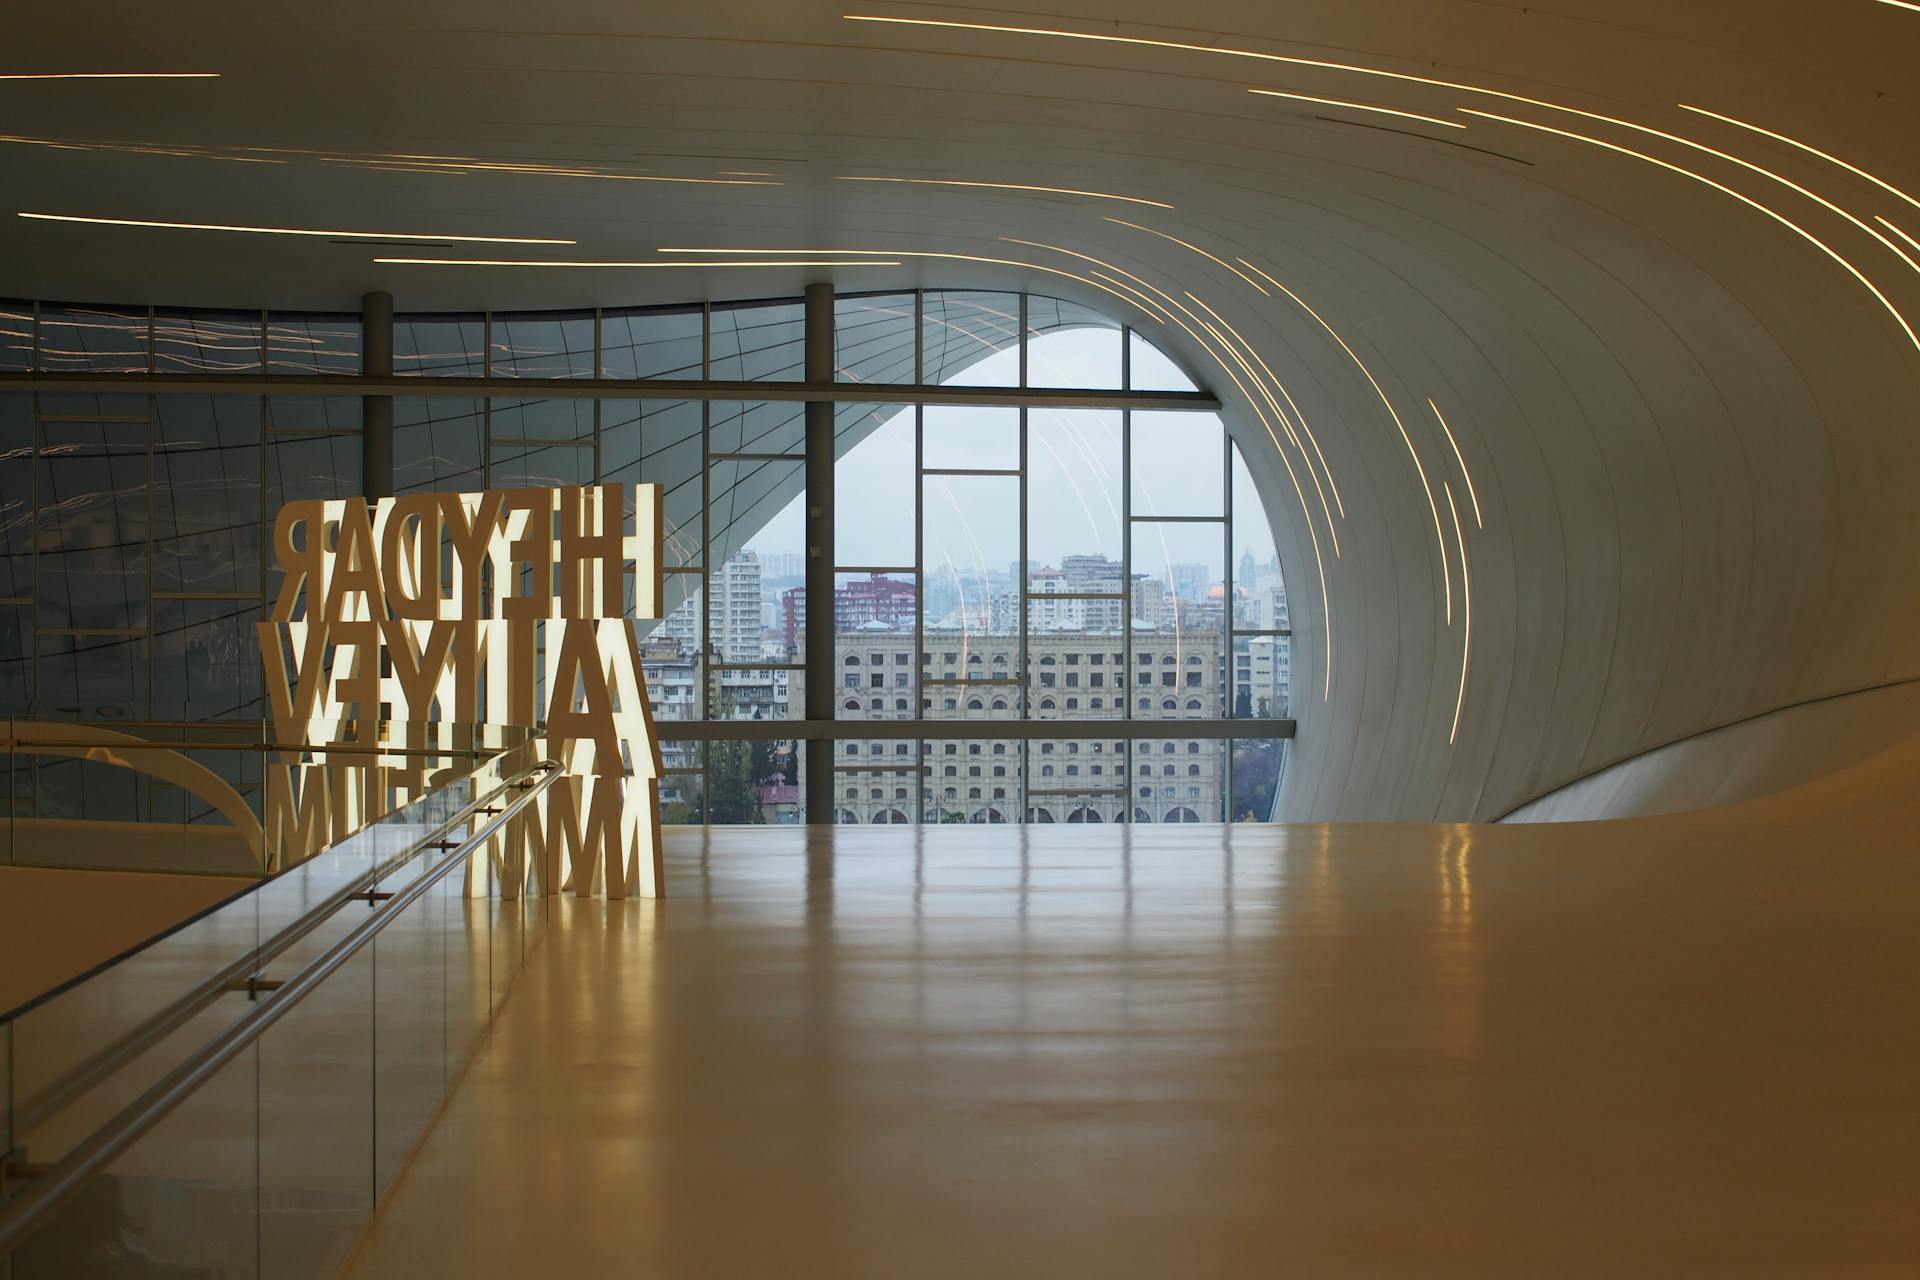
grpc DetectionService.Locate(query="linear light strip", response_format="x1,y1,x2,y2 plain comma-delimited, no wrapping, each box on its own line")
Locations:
373,258,902,267
1102,217,1272,296
1246,257,1453,624
19,212,573,245
1428,399,1482,528
1248,88,1465,130
1875,0,1920,12
1464,110,1920,353
1678,104,1920,218
1180,288,1346,550
1229,260,1349,518
835,175,1173,208
0,73,218,80
1477,92,1920,280
1444,482,1471,745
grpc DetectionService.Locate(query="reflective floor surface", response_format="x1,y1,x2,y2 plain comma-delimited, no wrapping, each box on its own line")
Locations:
341,811,1920,1277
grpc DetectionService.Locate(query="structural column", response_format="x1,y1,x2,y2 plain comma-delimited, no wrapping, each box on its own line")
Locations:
803,282,835,822
361,291,394,499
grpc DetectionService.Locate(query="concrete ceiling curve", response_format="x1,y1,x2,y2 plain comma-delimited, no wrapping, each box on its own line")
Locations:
5,0,1918,821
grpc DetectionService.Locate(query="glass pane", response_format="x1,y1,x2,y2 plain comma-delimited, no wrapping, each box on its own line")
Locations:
1,394,30,599
266,396,360,433
1128,330,1197,391
394,313,485,377
644,598,703,722
922,712,1019,824
490,441,594,490
707,458,803,577
710,299,804,382
834,574,917,725
923,474,1019,638
1232,443,1289,631
153,309,262,375
8,1046,259,1278
262,432,361,616
600,399,700,567
153,396,262,595
489,396,593,442
1132,734,1227,822
922,404,1017,471
603,304,703,380
1028,633,1125,721
267,312,361,376
1131,411,1224,516
835,404,913,565
708,399,803,456
1131,519,1227,649
491,310,594,379
1028,409,1121,567
37,304,148,373
1027,735,1128,823
833,738,918,825
705,737,802,823
706,551,772,665
372,881,447,1197
0,602,28,713
659,751,709,825
922,290,1019,387
1027,297,1120,389
154,599,263,721
1231,633,1290,720
36,633,146,718
36,421,150,631
835,292,916,383
259,945,372,1277
393,397,483,494
0,298,33,371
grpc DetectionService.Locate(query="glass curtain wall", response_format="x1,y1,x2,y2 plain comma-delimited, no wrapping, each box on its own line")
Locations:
0,290,1290,828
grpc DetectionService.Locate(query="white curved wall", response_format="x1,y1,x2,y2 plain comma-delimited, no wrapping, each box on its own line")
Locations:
1499,681,1920,822
4,0,1917,822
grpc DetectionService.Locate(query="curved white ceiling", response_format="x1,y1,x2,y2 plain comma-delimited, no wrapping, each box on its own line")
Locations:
5,0,1918,820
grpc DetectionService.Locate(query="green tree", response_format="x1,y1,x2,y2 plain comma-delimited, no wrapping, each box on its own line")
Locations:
709,739,764,823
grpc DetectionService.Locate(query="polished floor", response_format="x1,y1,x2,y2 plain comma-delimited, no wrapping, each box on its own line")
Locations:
343,804,1920,1276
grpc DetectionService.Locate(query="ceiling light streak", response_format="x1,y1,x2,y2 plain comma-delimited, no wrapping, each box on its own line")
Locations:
374,258,901,267
1464,110,1920,353
20,212,571,244
1006,232,1343,552
1444,482,1471,745
1677,104,1920,219
1181,293,1343,557
835,175,1173,208
1876,217,1920,258
1875,0,1920,11
0,72,218,81
1248,88,1466,130
1428,399,1482,528
1207,273,1347,518
1102,217,1271,295
1248,258,1453,623
1479,95,1920,281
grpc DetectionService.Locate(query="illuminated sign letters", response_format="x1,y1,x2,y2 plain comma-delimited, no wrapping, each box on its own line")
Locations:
259,484,666,899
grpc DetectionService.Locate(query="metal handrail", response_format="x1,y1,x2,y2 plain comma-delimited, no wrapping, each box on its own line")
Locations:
2,753,550,1139
0,759,561,1258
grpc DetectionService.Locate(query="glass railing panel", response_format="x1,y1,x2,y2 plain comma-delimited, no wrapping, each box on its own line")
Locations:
258,945,373,1279
371,865,449,1200
3,886,260,1172
9,1044,260,1279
